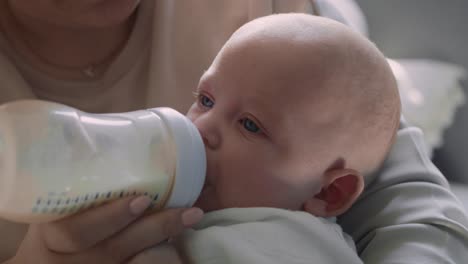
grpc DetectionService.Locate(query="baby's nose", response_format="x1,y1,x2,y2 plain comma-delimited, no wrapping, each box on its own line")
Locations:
193,115,221,150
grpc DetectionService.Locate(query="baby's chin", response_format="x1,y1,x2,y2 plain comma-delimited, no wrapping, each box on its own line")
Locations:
193,184,222,212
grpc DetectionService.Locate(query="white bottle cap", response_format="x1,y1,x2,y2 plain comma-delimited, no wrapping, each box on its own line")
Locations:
148,108,206,208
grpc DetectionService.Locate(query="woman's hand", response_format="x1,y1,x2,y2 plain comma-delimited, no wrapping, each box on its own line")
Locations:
5,196,203,264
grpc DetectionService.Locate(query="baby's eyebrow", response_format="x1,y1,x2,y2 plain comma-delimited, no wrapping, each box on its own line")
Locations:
198,75,215,93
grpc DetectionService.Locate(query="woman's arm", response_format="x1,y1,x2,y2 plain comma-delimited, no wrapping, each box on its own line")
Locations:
338,118,468,263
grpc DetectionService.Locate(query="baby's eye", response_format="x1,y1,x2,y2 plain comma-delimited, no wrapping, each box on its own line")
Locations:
198,94,214,108
241,118,261,134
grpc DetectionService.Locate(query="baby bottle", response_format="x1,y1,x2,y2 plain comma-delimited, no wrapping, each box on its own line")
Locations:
0,100,206,223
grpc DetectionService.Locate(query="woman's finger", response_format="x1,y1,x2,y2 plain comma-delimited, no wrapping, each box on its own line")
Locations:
41,196,152,253
103,207,203,261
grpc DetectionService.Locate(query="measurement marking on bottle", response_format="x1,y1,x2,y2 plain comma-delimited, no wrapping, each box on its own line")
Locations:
30,188,164,217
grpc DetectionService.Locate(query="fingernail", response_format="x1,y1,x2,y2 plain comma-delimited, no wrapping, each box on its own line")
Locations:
182,207,204,227
129,196,152,215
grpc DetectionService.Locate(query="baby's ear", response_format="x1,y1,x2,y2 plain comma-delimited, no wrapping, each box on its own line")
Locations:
303,169,364,217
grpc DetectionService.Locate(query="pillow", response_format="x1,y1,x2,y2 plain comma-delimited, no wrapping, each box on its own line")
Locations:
314,0,368,36
388,58,467,156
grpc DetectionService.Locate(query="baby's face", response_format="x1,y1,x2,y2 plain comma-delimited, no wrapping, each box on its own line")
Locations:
187,35,347,212
187,14,400,215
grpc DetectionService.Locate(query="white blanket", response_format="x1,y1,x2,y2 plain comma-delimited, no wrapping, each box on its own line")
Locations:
176,207,363,264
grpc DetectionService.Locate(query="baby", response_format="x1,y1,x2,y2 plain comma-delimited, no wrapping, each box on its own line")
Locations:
176,13,400,263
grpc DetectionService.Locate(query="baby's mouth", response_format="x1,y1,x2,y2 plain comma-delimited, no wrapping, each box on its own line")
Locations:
203,171,215,187
194,181,212,208
202,177,213,191
198,174,214,196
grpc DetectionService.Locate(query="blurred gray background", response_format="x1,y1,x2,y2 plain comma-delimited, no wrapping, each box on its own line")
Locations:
355,0,468,183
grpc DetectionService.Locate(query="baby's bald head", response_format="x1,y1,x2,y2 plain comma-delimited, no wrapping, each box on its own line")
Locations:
210,14,400,177
190,14,400,216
